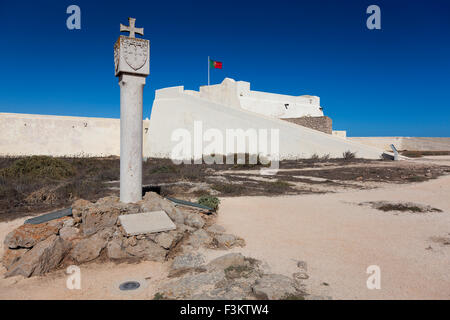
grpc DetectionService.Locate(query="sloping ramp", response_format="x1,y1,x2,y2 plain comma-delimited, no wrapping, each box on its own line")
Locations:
147,86,385,160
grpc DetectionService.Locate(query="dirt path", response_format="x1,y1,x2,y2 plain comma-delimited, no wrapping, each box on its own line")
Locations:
213,174,450,299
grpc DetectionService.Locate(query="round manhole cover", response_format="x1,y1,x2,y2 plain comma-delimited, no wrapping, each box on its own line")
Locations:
119,281,141,291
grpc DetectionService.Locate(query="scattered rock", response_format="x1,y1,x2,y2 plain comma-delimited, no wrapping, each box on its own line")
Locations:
213,233,245,249
252,274,299,300
81,203,120,236
63,218,75,228
59,226,80,241
5,235,70,278
169,252,206,277
293,272,309,280
125,239,167,262
159,270,226,299
140,192,185,224
70,229,112,263
207,253,246,271
106,238,129,260
187,229,212,248
4,218,65,249
184,212,205,229
2,248,29,270
297,260,308,271
155,233,175,250
206,224,226,234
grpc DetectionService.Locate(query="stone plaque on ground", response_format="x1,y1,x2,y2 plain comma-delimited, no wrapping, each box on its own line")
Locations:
119,211,176,236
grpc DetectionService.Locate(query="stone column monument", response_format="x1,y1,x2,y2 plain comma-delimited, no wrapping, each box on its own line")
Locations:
114,18,150,203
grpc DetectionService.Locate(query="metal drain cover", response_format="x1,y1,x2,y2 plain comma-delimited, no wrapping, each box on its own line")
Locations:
119,281,141,291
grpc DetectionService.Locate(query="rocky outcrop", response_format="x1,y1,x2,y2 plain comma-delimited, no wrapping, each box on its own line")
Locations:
2,192,244,279
169,252,206,277
5,235,70,277
70,229,112,263
4,218,65,249
158,253,306,300
252,274,300,300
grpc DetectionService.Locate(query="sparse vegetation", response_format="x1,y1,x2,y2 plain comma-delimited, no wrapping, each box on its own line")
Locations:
262,180,295,194
0,156,75,180
212,183,245,195
363,201,442,213
342,150,356,160
282,293,306,300
0,155,447,220
153,292,166,300
198,195,220,211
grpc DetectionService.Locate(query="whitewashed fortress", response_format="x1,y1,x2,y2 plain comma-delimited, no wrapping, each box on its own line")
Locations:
0,77,388,160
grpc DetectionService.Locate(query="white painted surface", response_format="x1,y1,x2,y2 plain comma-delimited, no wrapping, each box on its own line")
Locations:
0,113,121,157
147,85,384,159
196,78,323,118
118,74,146,203
118,211,176,236
332,130,347,139
349,137,450,152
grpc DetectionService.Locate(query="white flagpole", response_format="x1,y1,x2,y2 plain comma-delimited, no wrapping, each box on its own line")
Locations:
208,56,210,86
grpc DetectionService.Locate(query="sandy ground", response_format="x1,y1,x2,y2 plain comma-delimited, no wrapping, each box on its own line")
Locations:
212,173,450,300
0,158,449,300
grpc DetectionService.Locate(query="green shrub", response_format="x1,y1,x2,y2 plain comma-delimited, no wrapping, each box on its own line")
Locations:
198,195,220,211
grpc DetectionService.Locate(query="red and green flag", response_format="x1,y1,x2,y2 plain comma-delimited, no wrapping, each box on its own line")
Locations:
209,59,222,69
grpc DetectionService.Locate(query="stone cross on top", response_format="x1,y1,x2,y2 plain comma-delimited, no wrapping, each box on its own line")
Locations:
120,17,144,38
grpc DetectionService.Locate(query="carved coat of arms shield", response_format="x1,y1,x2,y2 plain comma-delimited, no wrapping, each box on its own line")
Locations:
123,38,148,71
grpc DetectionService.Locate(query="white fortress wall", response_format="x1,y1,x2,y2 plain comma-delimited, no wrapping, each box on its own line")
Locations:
147,85,385,160
188,78,323,118
0,112,150,157
349,137,450,152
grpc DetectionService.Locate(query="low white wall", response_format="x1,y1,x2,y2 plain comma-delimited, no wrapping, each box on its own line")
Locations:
0,113,121,157
349,137,450,152
0,113,152,157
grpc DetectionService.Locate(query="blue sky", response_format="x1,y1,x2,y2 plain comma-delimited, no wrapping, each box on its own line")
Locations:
0,0,449,136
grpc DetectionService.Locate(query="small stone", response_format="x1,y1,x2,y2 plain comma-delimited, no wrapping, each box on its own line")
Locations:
70,232,108,263
184,212,205,229
252,274,299,300
206,224,226,234
106,238,129,260
297,260,308,271
72,199,92,218
293,272,309,280
124,236,137,247
59,226,80,241
207,253,246,271
140,192,185,224
169,252,206,277
125,238,167,262
2,248,29,270
214,233,244,249
155,233,175,249
187,229,212,248
81,203,120,236
159,270,226,299
63,218,75,228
